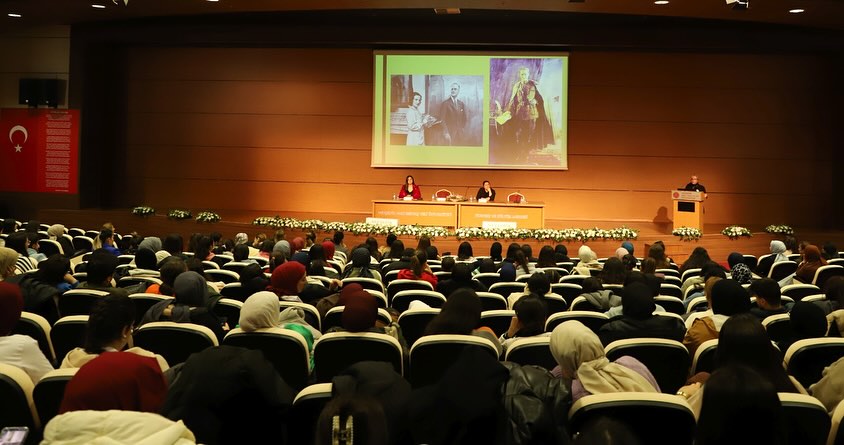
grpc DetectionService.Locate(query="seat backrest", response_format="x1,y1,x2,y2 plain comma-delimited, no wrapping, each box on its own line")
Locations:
222,261,250,274
117,255,135,265
288,383,333,445
568,393,695,445
659,283,682,299
38,239,63,257
828,399,844,445
507,192,525,203
781,284,822,302
815,265,844,289
0,363,39,433
476,292,508,311
50,315,89,365
570,296,601,312
220,282,251,302
546,311,609,333
604,338,691,394
204,269,240,284
213,299,243,328
785,338,844,387
474,272,502,288
13,312,55,365
382,269,401,285
58,289,109,317
33,368,77,427
654,296,685,316
313,332,403,382
409,334,499,388
543,294,568,315
742,254,758,270
488,282,526,298
342,277,385,294
362,289,389,308
387,279,434,301
560,275,586,286
279,301,321,332
685,296,709,314
72,236,94,253
769,261,799,281
128,293,171,325
762,313,793,344
133,321,218,365
397,308,440,347
680,268,702,283
117,276,162,289
504,337,556,370
778,392,831,445
691,339,718,375
551,283,583,305
223,327,310,390
434,189,452,198
391,289,446,312
480,310,515,337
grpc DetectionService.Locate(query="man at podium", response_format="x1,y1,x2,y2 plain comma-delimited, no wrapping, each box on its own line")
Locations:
683,175,707,198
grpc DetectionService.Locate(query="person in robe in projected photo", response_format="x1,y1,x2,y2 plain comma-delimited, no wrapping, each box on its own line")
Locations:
475,180,496,203
398,175,422,201
683,175,708,198
405,92,437,146
502,67,554,162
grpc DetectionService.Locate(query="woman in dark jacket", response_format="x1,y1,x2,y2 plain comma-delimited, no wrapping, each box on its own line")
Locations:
140,271,226,342
598,282,686,346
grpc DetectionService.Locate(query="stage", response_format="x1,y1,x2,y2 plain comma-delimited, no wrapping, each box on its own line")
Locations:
35,208,844,265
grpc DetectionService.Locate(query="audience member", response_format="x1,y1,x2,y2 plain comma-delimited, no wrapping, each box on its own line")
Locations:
521,244,536,262
0,247,17,280
436,262,486,297
600,257,627,285
822,242,840,260
783,235,799,256
680,247,712,276
536,245,557,268
647,243,672,270
578,277,621,312
141,271,226,341
341,247,381,281
328,286,406,351
755,240,789,278
424,288,501,354
574,245,602,276
456,241,475,262
0,282,54,383
554,244,570,263
621,254,638,272
382,247,415,275
614,247,628,260
384,239,404,260
749,278,789,320
809,357,844,413
795,245,826,283
78,250,129,297
512,249,534,276
239,291,320,342
598,282,686,345
489,241,503,262
683,279,751,356
550,320,659,402
98,229,120,256
499,293,549,351
779,302,827,352
47,224,74,257
397,250,438,287
508,272,552,308
5,232,36,273
333,231,349,256
145,257,187,295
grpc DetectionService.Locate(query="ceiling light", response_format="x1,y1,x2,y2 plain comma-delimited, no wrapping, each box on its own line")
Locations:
788,8,804,13
92,4,106,8
7,13,22,18
654,0,669,4
206,0,219,2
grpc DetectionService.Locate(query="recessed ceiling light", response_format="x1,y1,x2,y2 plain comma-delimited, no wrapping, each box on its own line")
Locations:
206,0,219,2
788,8,804,13
92,4,106,8
654,0,669,4
7,13,22,18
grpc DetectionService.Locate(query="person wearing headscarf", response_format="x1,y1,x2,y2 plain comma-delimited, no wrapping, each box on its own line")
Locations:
550,320,659,401
269,261,337,304
239,290,321,348
499,261,517,283
291,237,305,255
795,245,827,284
621,241,634,257
0,282,54,383
598,282,686,346
60,352,167,413
330,285,406,350
730,262,753,286
573,245,602,276
141,271,225,341
614,247,629,260
341,247,381,281
321,240,336,262
755,240,790,278
291,251,310,268
683,279,751,356
47,224,75,257
272,240,291,260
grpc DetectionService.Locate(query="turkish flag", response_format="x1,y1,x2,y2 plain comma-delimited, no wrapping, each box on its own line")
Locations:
0,108,40,192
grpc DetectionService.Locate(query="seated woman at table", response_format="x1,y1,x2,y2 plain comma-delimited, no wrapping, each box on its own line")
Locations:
475,180,496,202
398,175,422,200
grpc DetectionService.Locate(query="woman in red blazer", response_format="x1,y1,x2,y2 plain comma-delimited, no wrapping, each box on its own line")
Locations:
398,175,422,200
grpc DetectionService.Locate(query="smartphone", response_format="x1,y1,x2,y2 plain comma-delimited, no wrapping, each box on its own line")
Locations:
0,427,29,445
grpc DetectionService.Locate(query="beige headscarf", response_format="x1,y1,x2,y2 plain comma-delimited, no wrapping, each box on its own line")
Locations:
239,291,281,331
48,224,66,240
578,245,599,265
550,320,656,394
0,247,18,279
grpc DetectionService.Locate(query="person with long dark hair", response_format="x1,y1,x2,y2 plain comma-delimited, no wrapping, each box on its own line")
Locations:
398,174,422,200
600,257,627,285
424,288,501,353
489,242,503,262
456,242,475,262
397,250,437,287
436,262,486,297
499,293,549,351
680,247,712,276
795,245,827,284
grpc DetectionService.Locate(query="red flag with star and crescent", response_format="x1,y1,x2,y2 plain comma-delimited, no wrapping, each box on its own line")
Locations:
0,108,79,193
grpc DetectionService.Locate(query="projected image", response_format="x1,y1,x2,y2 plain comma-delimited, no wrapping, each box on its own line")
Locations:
489,58,564,166
389,74,483,146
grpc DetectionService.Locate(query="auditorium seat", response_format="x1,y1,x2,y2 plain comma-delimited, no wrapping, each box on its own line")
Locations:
50,315,88,365
67,228,85,237
313,332,403,383
221,261,250,275
128,293,170,325
742,254,758,270
220,282,251,301
569,296,601,312
551,283,583,305
341,277,385,294
504,337,556,370
474,272,502,289
278,301,321,332
288,383,333,445
204,269,239,284
223,327,310,390
200,260,220,270
778,392,830,445
213,298,243,329
382,269,401,285
488,282,525,298
117,254,135,265
829,400,844,445
133,321,218,365
33,368,77,428
476,292,508,311
762,313,793,344
542,293,568,315
409,334,498,388
785,338,844,387
659,283,683,299
537,266,569,276
12,312,56,366
545,311,609,334
680,268,703,283
322,306,391,333
397,307,439,347
781,284,822,302
58,289,109,317
654,296,685,316
387,279,434,302
556,262,575,272
770,261,799,281
362,289,389,308
117,276,162,289
559,275,587,286
0,363,41,439
568,393,695,445
656,268,680,278
662,275,682,286
480,310,515,337
248,256,269,267
38,239,63,257
391,289,445,312
72,235,94,254
691,339,718,375
515,274,532,283
801,294,826,303
433,271,451,281
685,296,709,314
814,265,844,289
604,338,690,394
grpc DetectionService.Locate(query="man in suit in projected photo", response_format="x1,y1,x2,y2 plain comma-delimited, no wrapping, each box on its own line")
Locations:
440,82,467,146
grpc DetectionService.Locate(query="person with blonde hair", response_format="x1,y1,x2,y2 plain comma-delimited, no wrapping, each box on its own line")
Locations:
0,247,17,280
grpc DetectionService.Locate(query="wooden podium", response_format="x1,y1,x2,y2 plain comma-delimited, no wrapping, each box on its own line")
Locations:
671,190,704,230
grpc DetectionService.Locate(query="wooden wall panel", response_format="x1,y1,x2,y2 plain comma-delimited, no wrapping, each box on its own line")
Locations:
123,48,839,230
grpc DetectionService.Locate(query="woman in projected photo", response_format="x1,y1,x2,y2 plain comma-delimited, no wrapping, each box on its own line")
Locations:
405,92,436,146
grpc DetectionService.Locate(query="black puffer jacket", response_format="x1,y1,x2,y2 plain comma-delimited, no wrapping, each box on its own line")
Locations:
501,361,571,445
597,314,686,346
5,273,59,324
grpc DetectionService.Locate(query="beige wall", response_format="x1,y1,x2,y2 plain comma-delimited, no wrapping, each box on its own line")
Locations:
123,47,837,229
0,26,70,108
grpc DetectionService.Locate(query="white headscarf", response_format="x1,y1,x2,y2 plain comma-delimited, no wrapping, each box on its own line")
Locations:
550,321,657,395
239,291,281,332
47,224,66,240
770,240,789,264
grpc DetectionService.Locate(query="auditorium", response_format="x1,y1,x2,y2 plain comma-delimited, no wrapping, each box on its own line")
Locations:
0,1,843,443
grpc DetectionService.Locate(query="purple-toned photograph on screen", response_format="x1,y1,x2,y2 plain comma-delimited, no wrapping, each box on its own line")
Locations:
489,58,564,166
389,74,484,147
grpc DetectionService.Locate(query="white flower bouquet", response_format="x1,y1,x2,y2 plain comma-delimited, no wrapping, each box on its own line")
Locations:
764,225,794,236
721,225,752,239
672,226,702,241
195,211,221,223
167,209,192,220
132,206,155,217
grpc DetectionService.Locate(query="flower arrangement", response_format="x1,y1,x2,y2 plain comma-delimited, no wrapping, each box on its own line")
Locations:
765,225,794,236
672,226,702,241
721,225,752,239
195,211,221,223
251,216,638,241
167,209,192,220
131,206,155,217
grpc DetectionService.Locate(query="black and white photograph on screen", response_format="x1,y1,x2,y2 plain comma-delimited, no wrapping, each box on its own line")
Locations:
489,58,564,166
389,74,483,146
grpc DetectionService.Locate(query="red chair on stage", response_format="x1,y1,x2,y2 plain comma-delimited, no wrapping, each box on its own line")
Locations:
507,192,526,203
